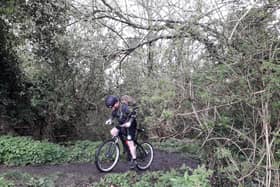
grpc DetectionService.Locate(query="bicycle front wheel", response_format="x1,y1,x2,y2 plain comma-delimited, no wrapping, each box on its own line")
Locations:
136,142,154,170
95,140,120,172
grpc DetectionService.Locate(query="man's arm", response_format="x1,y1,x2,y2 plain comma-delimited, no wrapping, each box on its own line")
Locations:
119,117,134,127
119,104,136,128
105,112,115,125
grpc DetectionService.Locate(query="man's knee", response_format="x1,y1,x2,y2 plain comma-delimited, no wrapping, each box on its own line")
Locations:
127,134,132,141
126,137,135,146
110,128,119,136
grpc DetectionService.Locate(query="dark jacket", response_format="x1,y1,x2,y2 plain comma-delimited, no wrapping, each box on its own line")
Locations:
111,103,136,125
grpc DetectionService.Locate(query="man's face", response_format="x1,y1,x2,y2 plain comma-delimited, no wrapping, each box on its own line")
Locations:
112,101,120,111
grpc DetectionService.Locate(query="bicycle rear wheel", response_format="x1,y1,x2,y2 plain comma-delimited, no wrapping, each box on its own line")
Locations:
95,140,120,172
136,142,154,170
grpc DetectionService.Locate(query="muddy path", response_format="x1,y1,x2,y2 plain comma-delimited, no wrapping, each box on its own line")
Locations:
0,150,200,186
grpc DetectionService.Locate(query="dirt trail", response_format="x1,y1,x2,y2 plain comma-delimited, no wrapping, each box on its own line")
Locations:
0,150,200,186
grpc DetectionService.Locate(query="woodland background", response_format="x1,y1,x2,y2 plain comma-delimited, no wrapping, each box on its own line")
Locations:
0,0,279,186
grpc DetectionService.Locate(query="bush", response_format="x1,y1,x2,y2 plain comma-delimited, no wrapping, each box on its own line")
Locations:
170,166,213,187
0,135,103,166
1,171,56,187
0,136,66,166
94,166,212,187
153,138,201,156
0,176,13,187
65,140,100,162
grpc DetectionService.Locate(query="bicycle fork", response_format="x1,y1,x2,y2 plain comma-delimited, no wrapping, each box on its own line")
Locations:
106,138,118,159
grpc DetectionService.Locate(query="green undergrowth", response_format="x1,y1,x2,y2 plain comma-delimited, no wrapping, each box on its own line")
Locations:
0,136,66,166
0,171,58,187
0,176,14,187
0,135,203,167
0,135,100,166
152,138,202,158
65,140,100,162
94,165,213,187
0,166,213,187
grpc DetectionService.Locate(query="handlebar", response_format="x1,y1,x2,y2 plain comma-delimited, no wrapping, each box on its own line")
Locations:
137,128,145,133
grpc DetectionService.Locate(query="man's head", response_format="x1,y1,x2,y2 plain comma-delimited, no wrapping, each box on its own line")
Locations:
105,95,119,110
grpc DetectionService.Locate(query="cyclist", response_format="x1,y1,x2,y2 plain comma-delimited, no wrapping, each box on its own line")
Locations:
105,95,138,169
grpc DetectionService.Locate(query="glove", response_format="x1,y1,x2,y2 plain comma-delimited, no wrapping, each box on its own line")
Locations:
105,118,112,125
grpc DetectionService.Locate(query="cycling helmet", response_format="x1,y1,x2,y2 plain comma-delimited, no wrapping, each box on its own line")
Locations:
105,95,118,108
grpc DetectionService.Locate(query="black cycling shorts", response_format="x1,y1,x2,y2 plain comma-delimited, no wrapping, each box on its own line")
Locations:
117,120,137,141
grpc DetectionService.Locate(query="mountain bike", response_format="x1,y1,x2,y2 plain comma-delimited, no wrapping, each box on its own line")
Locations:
95,127,154,172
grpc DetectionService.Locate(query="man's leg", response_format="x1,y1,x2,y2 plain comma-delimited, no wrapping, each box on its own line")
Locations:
127,139,136,159
127,124,137,169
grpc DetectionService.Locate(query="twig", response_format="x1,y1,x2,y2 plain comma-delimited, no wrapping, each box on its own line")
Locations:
176,100,242,117
228,4,254,42
238,152,266,182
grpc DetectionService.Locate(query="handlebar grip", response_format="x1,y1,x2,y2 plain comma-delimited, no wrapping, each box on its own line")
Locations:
137,128,145,132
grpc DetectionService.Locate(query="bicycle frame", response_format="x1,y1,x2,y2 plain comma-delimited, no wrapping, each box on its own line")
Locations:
111,128,144,158
95,127,153,172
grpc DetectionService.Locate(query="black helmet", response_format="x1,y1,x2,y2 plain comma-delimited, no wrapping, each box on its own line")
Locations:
105,95,118,108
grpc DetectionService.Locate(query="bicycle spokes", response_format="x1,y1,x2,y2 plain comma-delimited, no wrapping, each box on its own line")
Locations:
136,142,154,170
105,143,116,159
95,139,153,172
95,140,120,172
